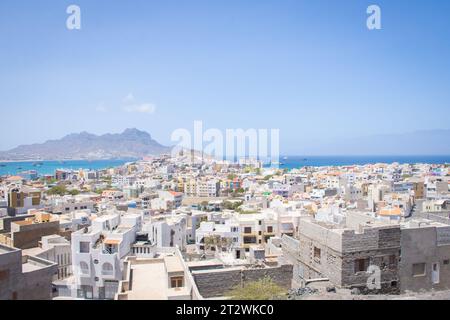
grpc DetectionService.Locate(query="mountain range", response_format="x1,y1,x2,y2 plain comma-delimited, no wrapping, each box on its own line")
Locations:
0,128,171,161
1,128,449,161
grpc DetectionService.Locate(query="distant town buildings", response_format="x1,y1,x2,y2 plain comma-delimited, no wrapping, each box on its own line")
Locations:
1,156,450,299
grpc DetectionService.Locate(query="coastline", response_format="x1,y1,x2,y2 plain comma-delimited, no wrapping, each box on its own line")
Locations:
0,158,139,163
0,159,136,176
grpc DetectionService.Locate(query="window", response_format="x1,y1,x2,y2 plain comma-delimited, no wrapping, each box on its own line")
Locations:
79,261,89,275
354,258,369,273
412,263,426,277
313,247,321,262
258,231,262,236
389,255,396,265
444,260,450,265
267,226,273,233
243,236,257,244
170,276,183,288
244,227,252,234
258,220,262,226
102,263,114,276
104,280,119,299
79,241,90,253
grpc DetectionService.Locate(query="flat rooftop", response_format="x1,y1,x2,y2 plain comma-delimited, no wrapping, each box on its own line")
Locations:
22,246,46,257
22,255,56,272
0,243,20,255
164,255,184,273
22,261,43,273
120,253,190,300
127,261,167,300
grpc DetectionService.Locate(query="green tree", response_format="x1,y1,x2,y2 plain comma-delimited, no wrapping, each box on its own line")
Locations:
223,200,243,211
68,189,80,196
102,176,112,183
227,276,286,300
47,185,68,196
203,235,220,253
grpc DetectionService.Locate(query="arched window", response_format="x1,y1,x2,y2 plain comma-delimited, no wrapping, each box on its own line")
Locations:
79,261,89,275
102,262,113,275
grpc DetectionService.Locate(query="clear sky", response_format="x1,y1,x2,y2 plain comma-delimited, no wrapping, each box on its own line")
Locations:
0,0,449,154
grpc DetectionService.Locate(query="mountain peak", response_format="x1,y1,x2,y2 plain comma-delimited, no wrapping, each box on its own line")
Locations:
121,128,151,138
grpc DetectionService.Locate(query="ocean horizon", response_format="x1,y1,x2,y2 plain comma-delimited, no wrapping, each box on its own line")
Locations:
1,155,450,176
277,155,450,170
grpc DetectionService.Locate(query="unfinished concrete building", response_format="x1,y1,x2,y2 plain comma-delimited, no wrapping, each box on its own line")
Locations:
0,244,57,300
400,219,450,292
283,212,401,294
0,214,60,249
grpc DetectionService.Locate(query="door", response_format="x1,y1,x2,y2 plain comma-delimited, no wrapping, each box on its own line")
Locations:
104,280,119,299
432,262,440,284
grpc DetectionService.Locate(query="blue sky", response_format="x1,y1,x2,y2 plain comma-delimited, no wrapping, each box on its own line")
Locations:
0,0,449,154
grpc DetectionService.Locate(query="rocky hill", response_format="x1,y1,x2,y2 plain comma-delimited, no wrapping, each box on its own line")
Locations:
0,128,171,160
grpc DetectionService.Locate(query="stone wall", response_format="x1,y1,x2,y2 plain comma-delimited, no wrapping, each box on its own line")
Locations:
11,221,60,249
289,219,401,294
192,264,293,298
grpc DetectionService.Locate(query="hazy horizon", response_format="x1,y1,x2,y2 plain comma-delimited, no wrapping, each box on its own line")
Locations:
2,127,450,157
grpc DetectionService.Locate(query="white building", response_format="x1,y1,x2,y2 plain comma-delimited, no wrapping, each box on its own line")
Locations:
68,213,139,299
196,179,220,198
23,234,72,281
195,221,240,254
144,215,187,251
49,196,95,214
